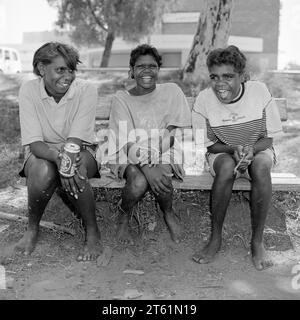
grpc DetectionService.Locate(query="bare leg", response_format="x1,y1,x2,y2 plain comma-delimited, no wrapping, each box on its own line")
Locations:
16,156,59,255
248,153,273,270
193,155,235,264
155,165,184,243
117,165,148,245
74,150,102,261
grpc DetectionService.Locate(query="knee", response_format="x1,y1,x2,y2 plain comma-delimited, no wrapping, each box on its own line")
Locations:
125,166,148,198
250,161,271,182
27,159,58,189
215,158,235,181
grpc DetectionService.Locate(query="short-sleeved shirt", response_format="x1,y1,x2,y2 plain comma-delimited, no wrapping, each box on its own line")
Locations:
108,83,192,178
192,81,283,153
19,77,98,152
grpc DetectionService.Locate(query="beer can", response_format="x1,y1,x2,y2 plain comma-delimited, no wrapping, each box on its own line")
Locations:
59,143,80,177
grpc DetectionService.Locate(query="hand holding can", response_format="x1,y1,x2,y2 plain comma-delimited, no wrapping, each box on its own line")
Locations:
59,143,80,177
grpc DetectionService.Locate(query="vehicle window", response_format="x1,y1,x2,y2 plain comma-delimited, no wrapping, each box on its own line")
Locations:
12,51,18,61
4,50,10,60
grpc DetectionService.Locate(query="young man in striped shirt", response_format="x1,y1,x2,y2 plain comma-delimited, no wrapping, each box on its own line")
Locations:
192,46,282,270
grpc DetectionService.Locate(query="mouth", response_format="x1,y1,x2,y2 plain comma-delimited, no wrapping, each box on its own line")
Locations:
57,82,71,90
141,76,153,82
216,89,230,100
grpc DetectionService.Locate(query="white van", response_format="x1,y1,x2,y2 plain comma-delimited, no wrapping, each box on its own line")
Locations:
0,47,22,74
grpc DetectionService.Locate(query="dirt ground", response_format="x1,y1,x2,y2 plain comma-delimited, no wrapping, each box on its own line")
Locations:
1,183,300,300
1,73,300,300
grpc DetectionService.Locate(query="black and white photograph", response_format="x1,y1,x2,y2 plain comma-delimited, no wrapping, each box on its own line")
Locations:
0,0,300,303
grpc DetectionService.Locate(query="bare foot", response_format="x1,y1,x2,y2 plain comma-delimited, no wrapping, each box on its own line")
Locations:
164,210,185,244
77,229,102,262
116,214,134,245
251,241,273,271
15,229,39,256
192,237,221,264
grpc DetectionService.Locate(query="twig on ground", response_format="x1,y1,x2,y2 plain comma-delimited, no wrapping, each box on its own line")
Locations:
0,211,76,236
291,231,300,239
231,233,249,250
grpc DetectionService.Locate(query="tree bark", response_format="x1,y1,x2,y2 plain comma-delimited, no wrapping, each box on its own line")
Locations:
183,0,234,94
100,31,115,67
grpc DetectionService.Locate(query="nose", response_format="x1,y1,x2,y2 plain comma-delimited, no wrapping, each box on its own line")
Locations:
63,70,75,80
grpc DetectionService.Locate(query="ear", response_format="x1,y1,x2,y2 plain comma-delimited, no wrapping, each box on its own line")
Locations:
129,67,134,79
37,62,46,77
240,71,250,83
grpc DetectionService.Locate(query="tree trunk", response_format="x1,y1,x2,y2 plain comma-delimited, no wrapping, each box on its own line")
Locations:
183,0,234,95
100,30,115,67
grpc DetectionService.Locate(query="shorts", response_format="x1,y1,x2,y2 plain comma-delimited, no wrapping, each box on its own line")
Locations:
108,162,185,181
206,148,275,180
19,144,99,178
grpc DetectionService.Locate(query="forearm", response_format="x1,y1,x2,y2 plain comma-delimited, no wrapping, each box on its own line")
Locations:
29,141,60,165
207,142,235,155
253,137,273,154
159,125,176,154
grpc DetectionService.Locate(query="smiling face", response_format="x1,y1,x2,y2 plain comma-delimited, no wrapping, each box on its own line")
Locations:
130,54,159,95
209,64,243,104
38,55,76,100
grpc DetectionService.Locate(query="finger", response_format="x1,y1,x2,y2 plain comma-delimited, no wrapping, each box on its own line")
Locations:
68,178,78,199
60,177,70,194
75,168,86,181
74,174,86,193
138,151,149,163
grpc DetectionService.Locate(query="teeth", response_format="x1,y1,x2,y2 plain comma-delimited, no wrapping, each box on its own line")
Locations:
58,83,69,87
218,90,229,99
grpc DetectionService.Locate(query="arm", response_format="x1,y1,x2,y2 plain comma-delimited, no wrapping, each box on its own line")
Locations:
29,141,61,167
252,137,273,154
132,125,176,166
207,142,244,163
207,142,236,155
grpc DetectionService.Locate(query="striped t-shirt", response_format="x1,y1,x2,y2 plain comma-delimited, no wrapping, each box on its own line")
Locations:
192,81,283,150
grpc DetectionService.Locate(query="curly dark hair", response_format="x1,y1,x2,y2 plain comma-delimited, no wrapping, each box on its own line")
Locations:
206,45,247,74
32,42,81,76
129,44,162,68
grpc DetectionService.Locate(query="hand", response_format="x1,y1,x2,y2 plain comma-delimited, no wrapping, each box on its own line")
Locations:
74,165,88,194
141,166,172,195
238,146,254,172
73,152,83,170
128,144,142,164
60,175,80,199
128,144,159,166
233,145,244,164
139,147,160,167
54,150,63,168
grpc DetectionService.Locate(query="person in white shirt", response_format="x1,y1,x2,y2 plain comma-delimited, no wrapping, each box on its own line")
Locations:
16,42,101,261
192,45,282,270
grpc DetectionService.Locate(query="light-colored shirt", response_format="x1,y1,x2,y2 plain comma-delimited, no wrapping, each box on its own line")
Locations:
107,83,192,177
192,81,283,148
19,77,97,151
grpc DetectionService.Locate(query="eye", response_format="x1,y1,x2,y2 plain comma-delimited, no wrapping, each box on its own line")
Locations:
223,74,234,80
209,75,217,81
135,64,158,71
55,67,66,74
55,67,75,74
